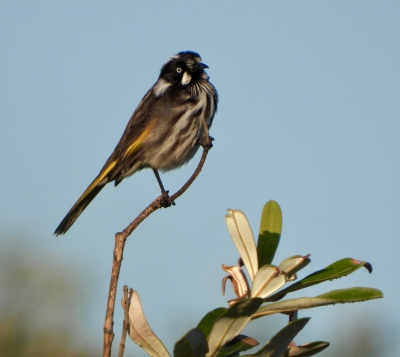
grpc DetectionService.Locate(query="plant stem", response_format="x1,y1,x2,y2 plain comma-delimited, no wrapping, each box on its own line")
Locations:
102,139,212,357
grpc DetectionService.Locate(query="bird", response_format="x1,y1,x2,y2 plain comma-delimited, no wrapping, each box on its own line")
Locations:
54,51,218,236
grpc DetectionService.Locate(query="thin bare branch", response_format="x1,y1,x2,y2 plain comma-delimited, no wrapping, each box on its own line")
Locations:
118,286,132,357
103,139,212,357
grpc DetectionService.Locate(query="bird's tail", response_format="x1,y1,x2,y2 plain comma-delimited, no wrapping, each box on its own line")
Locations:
54,184,106,236
54,159,119,236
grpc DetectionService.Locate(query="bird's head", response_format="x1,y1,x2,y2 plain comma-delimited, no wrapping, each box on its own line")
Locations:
159,51,209,86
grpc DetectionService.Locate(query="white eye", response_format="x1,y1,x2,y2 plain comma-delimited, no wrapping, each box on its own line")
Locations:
176,67,182,73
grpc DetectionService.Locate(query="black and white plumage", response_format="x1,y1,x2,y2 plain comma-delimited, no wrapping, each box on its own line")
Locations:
55,51,218,235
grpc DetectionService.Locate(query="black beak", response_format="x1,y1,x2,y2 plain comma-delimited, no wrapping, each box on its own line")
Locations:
194,62,209,71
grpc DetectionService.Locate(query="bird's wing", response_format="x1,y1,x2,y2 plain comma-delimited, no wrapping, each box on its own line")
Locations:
65,88,156,210
54,88,159,235
104,85,190,182
96,88,160,181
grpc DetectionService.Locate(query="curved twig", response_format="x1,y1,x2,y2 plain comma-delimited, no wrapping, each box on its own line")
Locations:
103,139,212,357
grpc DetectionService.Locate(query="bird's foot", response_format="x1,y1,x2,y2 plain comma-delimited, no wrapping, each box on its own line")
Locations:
160,190,175,208
197,135,214,151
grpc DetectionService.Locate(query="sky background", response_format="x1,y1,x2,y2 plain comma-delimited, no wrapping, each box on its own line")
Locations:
1,1,399,356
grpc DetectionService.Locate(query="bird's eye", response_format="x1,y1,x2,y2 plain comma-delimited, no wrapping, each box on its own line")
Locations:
176,67,182,73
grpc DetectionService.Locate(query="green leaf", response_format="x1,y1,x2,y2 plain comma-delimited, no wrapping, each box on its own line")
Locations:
206,298,263,357
257,201,282,267
278,255,311,279
128,290,170,357
316,287,383,300
197,308,228,340
284,341,330,356
226,209,258,280
253,287,383,318
266,258,373,301
215,335,259,357
174,328,209,357
251,265,287,298
243,318,310,357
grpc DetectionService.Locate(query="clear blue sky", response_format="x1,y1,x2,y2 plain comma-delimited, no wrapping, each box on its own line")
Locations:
1,2,399,355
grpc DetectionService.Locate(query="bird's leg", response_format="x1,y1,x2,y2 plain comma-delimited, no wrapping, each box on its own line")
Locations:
197,135,214,151
196,123,214,151
152,168,175,207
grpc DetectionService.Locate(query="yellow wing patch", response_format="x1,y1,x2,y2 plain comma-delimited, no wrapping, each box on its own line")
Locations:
123,120,154,159
74,160,118,208
70,121,154,211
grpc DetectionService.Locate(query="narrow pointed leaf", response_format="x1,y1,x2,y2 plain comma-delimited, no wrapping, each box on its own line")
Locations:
174,328,209,357
226,209,258,280
251,265,287,298
197,308,228,340
316,287,383,300
206,298,263,357
257,201,282,267
278,255,311,279
128,290,170,357
253,287,383,318
243,318,310,357
215,335,259,357
266,258,373,301
284,341,330,356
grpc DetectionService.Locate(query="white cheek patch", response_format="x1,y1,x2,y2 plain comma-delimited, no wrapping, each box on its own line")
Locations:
181,72,192,85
